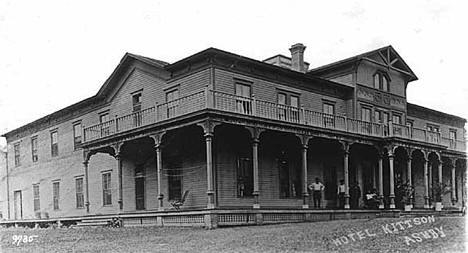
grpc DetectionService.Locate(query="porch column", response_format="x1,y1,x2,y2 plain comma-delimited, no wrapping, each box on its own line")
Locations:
388,151,395,209
252,137,260,209
424,158,430,208
378,155,384,209
301,143,309,209
407,157,413,207
156,144,164,210
205,132,215,209
343,143,350,209
116,153,123,210
428,161,432,205
438,159,443,184
451,159,456,205
83,160,90,213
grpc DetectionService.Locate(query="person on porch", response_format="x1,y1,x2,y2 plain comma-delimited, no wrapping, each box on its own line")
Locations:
337,179,346,209
350,182,361,209
309,177,325,208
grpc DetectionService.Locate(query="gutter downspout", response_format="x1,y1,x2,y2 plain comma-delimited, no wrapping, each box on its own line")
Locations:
5,151,10,220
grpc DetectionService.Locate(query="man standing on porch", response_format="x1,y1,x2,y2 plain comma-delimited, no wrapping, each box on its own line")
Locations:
309,178,325,208
337,179,346,209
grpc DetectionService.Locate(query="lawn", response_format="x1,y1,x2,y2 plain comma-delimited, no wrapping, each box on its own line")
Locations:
0,216,465,252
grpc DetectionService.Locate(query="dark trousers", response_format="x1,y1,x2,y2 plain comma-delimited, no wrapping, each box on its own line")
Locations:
313,191,321,208
338,192,345,209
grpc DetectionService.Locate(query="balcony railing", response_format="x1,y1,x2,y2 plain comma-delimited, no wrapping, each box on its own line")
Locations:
83,88,466,152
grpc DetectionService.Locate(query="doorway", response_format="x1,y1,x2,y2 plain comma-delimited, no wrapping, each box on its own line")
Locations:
135,165,145,210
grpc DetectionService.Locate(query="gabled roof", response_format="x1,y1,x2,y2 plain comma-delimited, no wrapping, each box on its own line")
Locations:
308,45,418,82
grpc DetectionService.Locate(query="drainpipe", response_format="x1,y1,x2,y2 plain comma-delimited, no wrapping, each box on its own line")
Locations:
5,150,10,220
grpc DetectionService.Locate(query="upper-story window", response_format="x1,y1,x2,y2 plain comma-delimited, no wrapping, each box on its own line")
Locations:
277,91,299,121
373,72,390,92
73,122,82,150
31,136,38,162
132,92,142,112
449,129,457,141
14,143,20,167
235,82,252,114
99,112,110,136
50,130,58,157
374,110,389,124
406,119,414,128
166,89,179,118
392,114,402,125
426,124,440,133
361,107,372,122
322,102,335,127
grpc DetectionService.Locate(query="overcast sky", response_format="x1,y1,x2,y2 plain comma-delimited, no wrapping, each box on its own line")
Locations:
1,0,467,147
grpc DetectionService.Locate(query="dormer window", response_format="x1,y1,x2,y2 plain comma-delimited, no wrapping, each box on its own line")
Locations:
373,72,390,92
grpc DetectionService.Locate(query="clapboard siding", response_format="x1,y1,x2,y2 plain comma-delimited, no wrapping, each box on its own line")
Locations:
214,69,347,115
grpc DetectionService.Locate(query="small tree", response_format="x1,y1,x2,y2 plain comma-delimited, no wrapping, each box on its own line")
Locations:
400,181,414,205
432,182,451,202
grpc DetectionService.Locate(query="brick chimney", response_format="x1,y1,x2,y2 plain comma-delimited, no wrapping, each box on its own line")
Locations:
289,43,307,73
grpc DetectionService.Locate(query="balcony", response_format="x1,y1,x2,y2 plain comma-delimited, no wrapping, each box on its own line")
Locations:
83,88,466,152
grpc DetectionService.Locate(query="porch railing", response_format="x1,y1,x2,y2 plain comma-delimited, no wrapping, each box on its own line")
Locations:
83,89,466,152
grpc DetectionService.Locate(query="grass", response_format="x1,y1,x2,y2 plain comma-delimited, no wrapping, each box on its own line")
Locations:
0,216,465,252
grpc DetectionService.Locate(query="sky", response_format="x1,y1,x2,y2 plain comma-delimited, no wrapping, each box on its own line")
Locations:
0,0,467,147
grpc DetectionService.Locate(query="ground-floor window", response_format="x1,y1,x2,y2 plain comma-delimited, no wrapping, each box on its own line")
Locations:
237,157,253,197
33,184,40,212
52,181,60,210
75,177,84,209
102,172,112,206
168,168,182,200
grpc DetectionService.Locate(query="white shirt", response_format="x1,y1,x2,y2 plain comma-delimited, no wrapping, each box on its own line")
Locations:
337,184,346,194
309,182,324,191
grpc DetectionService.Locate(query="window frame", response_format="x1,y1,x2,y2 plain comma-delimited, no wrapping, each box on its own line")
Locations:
33,184,40,212
50,130,58,157
449,129,457,141
13,142,21,167
102,172,112,206
75,177,84,209
31,136,38,162
52,181,60,210
373,72,391,92
73,121,82,150
360,106,372,122
168,167,183,201
132,91,142,112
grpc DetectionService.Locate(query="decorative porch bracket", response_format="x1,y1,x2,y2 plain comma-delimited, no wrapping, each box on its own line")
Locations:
111,142,124,211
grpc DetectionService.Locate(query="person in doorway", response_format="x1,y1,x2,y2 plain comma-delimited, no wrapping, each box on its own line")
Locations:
309,177,325,208
337,179,346,209
350,182,361,209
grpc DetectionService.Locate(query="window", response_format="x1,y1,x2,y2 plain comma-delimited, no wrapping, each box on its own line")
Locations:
392,114,402,125
168,168,182,200
166,89,180,118
235,82,252,114
50,130,58,157
237,157,253,197
31,136,38,162
323,102,335,127
99,112,110,136
374,110,389,124
33,184,40,212
102,172,112,206
14,143,20,167
406,120,414,128
449,130,457,141
426,124,440,133
53,181,60,210
278,152,301,198
361,107,372,122
277,91,300,122
132,92,142,112
73,122,82,150
75,177,84,209
132,92,143,126
373,72,390,92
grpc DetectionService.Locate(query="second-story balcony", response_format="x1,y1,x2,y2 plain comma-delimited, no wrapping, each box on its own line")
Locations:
83,88,466,152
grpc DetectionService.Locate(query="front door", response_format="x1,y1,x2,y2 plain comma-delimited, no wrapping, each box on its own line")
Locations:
14,190,22,220
279,157,290,198
135,165,145,210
